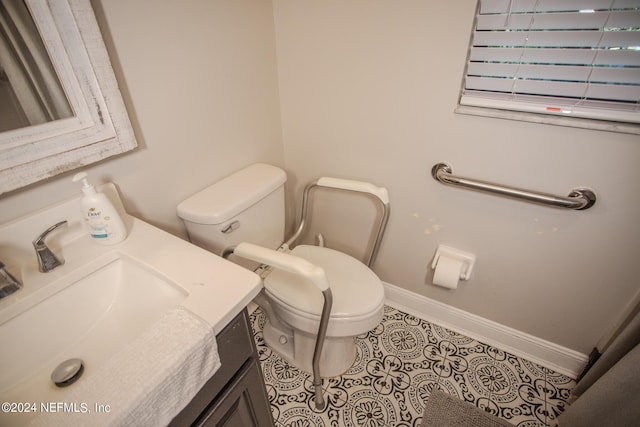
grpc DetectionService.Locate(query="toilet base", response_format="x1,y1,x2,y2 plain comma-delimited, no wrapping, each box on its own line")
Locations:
262,318,357,378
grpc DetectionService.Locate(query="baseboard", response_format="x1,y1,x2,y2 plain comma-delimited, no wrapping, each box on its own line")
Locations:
383,282,588,379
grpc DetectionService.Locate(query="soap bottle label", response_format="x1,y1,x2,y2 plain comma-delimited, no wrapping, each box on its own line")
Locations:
85,208,116,239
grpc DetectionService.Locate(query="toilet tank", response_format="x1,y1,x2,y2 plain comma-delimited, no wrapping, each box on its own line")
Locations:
177,164,287,258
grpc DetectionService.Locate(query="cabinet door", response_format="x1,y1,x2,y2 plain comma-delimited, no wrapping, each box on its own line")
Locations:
198,360,273,427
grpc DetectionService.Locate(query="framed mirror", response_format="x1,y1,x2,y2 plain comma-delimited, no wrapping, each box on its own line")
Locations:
0,0,137,195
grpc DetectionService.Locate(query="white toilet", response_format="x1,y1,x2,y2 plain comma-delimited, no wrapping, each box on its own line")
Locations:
177,163,386,377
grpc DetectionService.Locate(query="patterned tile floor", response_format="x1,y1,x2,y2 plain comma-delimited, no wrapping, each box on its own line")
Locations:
249,305,575,427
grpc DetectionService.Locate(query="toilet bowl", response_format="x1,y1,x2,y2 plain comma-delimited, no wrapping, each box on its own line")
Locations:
177,163,388,377
262,244,384,376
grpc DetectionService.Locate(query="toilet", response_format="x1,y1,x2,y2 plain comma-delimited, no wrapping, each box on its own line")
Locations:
177,163,386,377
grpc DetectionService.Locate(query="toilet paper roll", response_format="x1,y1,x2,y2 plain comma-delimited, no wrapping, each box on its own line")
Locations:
433,256,463,289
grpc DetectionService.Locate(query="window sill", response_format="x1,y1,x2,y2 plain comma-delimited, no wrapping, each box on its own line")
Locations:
455,105,640,136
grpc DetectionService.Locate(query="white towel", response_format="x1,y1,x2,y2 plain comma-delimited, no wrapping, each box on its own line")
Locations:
31,306,221,427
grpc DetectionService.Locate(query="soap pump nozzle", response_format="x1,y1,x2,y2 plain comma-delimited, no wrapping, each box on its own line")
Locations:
72,172,96,195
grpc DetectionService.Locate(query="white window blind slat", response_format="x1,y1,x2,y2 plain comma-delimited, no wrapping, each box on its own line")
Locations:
586,83,640,100
470,47,640,66
460,0,640,124
480,0,637,14
468,63,640,84
470,47,597,64
467,63,589,80
464,77,640,100
591,67,640,84
465,78,588,98
472,30,640,49
595,49,640,66
475,11,635,31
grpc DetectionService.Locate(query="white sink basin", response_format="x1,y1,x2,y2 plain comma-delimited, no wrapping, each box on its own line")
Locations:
0,253,187,393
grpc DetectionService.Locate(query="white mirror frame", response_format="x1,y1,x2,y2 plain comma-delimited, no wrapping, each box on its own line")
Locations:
0,0,137,195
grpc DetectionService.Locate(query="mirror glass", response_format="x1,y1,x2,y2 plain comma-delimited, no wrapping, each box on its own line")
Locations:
0,1,73,132
0,0,137,195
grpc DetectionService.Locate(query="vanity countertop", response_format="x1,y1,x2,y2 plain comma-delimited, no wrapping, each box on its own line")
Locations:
0,183,262,334
0,184,262,426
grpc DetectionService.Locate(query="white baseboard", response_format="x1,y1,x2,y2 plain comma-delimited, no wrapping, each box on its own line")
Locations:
383,282,588,379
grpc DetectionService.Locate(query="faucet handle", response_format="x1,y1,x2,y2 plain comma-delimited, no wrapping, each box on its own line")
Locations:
0,260,22,298
33,220,68,273
33,220,68,248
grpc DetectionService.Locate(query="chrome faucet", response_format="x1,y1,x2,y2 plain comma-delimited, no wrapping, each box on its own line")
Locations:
0,261,22,298
33,220,68,273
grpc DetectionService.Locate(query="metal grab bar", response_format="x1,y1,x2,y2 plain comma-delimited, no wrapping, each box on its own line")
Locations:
431,163,596,210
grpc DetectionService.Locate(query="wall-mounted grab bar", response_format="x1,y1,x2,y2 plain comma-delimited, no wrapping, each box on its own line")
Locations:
431,163,596,210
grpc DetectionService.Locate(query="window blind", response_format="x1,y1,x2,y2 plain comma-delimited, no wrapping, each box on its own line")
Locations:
460,0,640,124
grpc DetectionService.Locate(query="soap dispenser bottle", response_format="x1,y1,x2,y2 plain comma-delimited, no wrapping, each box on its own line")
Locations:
72,172,127,245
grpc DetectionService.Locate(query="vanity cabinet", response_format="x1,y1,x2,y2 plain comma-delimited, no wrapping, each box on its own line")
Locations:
169,309,274,427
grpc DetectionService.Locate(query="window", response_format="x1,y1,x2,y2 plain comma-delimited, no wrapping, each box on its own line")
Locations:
458,0,640,130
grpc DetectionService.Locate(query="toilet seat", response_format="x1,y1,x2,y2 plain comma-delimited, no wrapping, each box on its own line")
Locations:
263,245,385,337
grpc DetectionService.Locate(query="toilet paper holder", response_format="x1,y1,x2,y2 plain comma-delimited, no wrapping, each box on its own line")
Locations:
431,245,476,280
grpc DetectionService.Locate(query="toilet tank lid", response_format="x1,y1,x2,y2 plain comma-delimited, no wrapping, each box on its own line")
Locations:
177,163,286,225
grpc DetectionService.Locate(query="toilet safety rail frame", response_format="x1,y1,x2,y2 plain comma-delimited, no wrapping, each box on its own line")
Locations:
282,177,391,268
226,176,390,410
431,163,596,210
230,242,333,411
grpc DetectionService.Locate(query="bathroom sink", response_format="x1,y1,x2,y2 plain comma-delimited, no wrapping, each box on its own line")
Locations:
0,253,187,394
0,183,262,425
